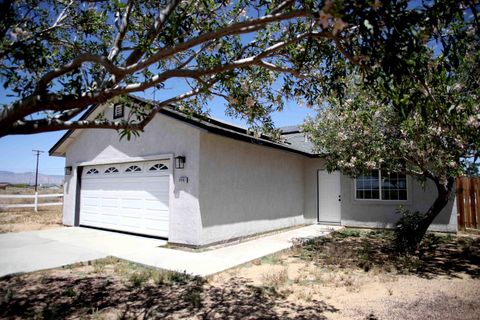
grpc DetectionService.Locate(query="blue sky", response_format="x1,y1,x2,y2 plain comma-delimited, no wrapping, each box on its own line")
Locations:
0,84,313,176
0,5,315,176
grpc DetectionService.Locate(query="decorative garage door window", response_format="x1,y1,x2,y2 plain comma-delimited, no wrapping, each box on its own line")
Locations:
125,165,142,173
86,168,99,175
355,170,407,201
83,160,170,179
149,163,168,171
104,167,119,174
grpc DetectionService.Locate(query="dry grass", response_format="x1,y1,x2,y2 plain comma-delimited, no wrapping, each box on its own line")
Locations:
0,258,333,319
296,228,480,277
0,187,63,233
1,230,480,319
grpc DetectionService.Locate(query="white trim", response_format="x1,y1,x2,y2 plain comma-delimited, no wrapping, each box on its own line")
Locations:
75,153,173,167
353,170,410,204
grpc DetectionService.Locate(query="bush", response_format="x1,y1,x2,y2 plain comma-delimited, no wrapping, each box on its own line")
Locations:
394,206,425,253
129,271,151,287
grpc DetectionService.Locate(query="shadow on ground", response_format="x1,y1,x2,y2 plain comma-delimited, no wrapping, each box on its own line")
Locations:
0,273,337,319
297,230,480,278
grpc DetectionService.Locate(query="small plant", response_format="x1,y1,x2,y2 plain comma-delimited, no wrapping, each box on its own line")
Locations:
247,285,278,299
393,206,425,253
296,289,313,302
129,270,151,287
260,254,281,265
184,288,203,309
62,287,77,297
261,268,288,288
333,228,363,238
2,288,14,304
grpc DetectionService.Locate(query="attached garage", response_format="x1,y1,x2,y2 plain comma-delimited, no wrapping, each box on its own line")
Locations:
79,160,171,238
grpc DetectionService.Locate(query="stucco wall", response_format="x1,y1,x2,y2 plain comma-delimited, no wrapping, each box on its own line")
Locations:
197,132,308,245
303,158,327,221
340,174,457,232
63,111,203,245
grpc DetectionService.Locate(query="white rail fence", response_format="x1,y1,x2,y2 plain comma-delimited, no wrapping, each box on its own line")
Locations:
0,193,63,212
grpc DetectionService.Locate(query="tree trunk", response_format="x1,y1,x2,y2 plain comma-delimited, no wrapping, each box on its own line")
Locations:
414,175,455,244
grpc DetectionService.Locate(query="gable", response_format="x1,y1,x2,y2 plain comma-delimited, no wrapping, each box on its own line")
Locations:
50,95,319,158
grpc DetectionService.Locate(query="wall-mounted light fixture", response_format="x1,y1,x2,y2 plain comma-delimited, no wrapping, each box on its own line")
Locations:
174,156,186,169
65,166,73,175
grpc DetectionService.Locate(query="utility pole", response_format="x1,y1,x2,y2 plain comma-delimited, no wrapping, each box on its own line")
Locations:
32,150,44,212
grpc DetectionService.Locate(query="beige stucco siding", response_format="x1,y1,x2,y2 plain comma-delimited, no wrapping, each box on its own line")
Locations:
303,158,327,221
198,132,308,245
63,112,203,245
340,174,457,232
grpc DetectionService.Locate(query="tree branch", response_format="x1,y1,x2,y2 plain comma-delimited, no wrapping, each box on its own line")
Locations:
108,0,134,61
5,118,143,136
124,10,312,74
36,53,124,93
123,0,181,67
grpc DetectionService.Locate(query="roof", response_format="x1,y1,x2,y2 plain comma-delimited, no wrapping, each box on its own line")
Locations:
279,125,301,134
49,95,319,157
281,131,316,154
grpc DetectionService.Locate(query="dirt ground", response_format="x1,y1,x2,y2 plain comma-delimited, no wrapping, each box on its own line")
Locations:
1,229,479,319
0,186,63,233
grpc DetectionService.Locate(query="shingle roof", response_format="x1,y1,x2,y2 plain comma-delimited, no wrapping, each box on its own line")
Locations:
49,95,320,158
280,131,316,154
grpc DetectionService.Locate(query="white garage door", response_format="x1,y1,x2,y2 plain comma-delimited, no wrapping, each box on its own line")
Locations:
80,160,170,238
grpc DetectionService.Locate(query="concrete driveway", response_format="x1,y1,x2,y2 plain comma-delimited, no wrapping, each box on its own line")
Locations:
0,225,336,278
0,227,166,277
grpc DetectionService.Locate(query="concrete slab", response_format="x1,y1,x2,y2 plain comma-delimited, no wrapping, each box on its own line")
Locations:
0,224,338,278
0,227,165,277
0,229,106,277
115,224,339,276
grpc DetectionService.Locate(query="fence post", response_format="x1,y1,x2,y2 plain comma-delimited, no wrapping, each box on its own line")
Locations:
34,192,38,212
456,178,465,231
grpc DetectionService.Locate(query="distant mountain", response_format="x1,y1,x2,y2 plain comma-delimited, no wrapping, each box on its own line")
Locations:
0,171,64,186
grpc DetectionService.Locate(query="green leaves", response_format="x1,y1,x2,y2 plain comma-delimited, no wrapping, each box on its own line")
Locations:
1,0,478,139
304,0,479,184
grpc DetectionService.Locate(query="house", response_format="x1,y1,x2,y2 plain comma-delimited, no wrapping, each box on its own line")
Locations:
50,96,457,247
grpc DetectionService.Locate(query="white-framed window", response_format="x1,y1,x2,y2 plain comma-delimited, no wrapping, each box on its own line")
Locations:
86,168,99,175
104,167,119,174
125,165,142,173
355,170,407,201
149,163,168,171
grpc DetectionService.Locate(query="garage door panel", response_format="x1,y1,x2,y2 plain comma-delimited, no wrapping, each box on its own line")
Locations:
146,220,168,231
144,200,168,211
79,161,170,238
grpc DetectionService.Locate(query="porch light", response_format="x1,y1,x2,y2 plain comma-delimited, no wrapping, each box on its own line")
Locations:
65,166,72,175
175,156,186,169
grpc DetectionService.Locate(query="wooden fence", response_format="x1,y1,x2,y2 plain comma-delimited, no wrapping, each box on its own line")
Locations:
0,193,63,212
456,177,480,230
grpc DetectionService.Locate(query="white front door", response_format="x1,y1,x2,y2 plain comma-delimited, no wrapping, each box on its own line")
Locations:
317,170,341,224
79,160,170,238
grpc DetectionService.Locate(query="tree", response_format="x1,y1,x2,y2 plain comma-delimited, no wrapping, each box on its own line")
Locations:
0,0,362,137
2,0,475,139
304,0,479,251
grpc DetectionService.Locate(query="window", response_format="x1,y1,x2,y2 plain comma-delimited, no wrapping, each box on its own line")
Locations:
104,167,119,174
113,104,124,119
356,170,407,201
86,168,99,175
125,165,142,173
149,163,168,171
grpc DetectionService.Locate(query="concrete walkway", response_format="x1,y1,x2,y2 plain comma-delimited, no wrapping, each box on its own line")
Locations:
0,228,165,277
0,225,338,278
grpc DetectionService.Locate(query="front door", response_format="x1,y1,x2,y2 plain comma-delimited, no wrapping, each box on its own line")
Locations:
317,170,341,224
